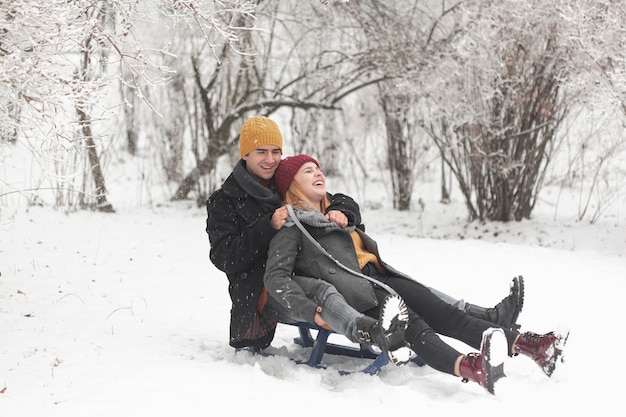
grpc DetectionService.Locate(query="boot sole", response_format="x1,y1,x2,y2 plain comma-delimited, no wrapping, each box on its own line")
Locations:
388,346,414,366
510,276,525,331
380,294,410,366
380,294,409,331
543,331,570,377
482,327,508,394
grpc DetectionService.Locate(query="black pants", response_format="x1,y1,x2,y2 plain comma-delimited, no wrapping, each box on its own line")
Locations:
361,264,517,375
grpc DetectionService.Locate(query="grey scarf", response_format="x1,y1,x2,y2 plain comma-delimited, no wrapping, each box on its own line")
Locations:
286,204,356,232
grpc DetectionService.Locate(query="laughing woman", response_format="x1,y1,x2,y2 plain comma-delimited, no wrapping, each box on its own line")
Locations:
262,154,568,395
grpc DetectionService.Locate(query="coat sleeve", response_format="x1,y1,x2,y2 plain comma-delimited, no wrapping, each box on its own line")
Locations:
206,190,277,274
326,193,362,227
263,227,319,324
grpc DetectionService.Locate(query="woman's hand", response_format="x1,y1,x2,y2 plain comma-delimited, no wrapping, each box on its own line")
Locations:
325,210,348,228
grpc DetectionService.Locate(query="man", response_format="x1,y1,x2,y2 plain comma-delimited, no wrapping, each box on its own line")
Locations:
206,115,524,350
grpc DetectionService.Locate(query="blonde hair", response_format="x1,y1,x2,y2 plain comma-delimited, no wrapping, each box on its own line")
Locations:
284,180,330,212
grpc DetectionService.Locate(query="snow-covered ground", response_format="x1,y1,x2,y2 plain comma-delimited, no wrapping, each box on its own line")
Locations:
1,175,625,415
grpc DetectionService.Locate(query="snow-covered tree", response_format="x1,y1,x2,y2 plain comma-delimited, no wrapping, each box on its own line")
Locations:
160,1,390,203
0,0,256,211
416,0,626,222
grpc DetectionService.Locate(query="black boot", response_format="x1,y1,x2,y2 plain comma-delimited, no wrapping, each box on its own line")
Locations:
459,327,508,395
380,294,412,365
466,276,524,331
356,315,382,347
356,295,411,366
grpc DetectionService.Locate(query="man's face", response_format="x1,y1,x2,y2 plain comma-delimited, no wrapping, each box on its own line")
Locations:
243,145,282,181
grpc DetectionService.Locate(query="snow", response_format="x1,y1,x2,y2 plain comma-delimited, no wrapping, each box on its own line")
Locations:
2,182,625,416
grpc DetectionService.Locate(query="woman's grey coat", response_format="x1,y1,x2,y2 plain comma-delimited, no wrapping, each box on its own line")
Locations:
263,217,411,323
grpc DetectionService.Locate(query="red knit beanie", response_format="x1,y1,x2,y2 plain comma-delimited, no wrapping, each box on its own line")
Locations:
274,154,320,197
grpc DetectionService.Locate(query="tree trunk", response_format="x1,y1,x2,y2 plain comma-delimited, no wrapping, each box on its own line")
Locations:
76,106,115,213
381,91,416,211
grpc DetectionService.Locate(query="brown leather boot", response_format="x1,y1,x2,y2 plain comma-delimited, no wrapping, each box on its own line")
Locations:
514,331,569,377
459,328,507,394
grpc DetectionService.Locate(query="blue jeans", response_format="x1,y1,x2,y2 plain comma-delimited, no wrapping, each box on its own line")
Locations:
263,276,365,344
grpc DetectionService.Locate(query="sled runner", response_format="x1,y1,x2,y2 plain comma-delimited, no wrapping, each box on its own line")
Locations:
243,322,425,375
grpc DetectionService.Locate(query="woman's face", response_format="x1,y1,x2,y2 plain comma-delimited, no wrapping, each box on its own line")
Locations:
293,161,326,205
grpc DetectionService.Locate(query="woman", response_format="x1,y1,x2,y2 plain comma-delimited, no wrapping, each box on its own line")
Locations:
263,154,568,395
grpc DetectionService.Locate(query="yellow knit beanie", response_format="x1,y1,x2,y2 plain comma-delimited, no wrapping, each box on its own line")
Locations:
239,116,283,158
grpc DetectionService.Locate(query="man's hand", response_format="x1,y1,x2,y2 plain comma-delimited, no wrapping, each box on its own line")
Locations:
325,210,348,228
270,205,290,230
